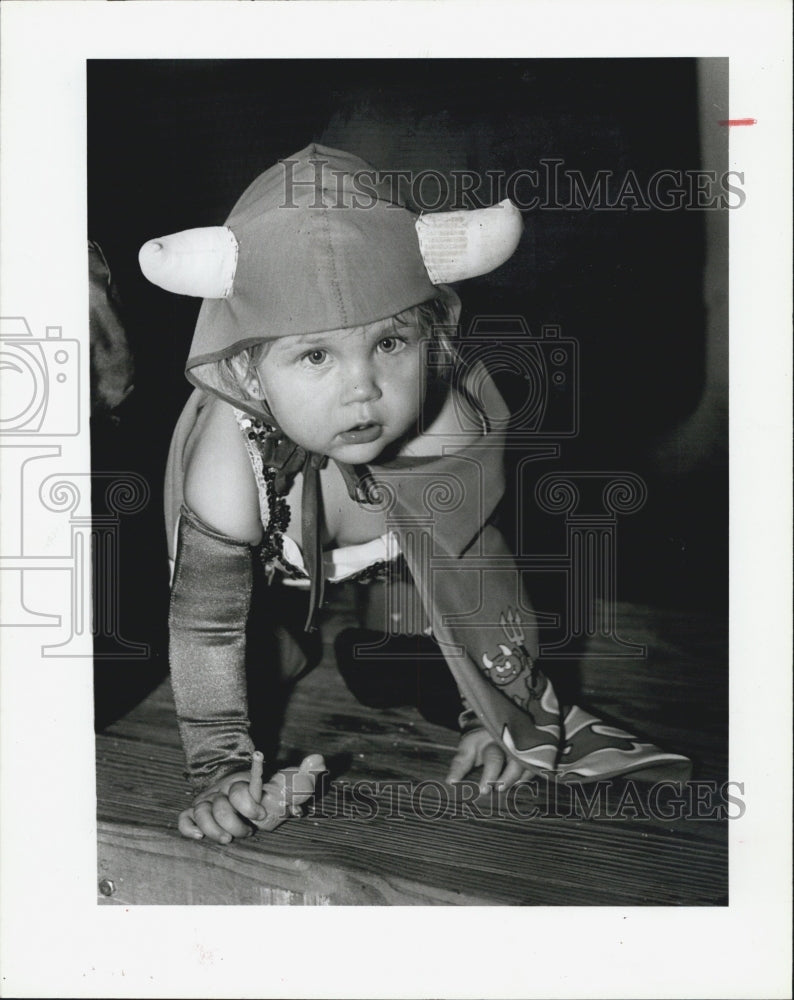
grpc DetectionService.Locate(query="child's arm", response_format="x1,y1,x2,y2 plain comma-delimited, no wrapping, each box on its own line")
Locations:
168,502,256,792
170,400,323,840
172,396,263,788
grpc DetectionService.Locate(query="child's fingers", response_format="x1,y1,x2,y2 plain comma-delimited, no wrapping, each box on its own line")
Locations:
495,758,526,790
269,760,322,800
297,755,326,807
210,796,254,840
263,771,307,813
280,758,324,817
300,753,326,775
479,742,506,794
192,800,234,844
228,781,268,823
254,784,291,832
253,759,324,832
291,761,324,799
178,808,205,840
446,740,477,784
249,750,264,802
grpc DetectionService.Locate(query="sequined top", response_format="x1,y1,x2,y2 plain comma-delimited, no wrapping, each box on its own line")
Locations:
235,410,404,586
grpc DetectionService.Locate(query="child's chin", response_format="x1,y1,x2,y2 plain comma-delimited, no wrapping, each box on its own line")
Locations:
328,439,389,464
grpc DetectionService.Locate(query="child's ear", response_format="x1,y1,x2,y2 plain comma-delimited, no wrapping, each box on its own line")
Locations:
436,284,462,326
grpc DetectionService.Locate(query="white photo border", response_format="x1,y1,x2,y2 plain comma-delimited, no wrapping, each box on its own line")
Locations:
1,2,791,998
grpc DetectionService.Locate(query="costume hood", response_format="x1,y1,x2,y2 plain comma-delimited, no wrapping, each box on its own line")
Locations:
139,143,523,408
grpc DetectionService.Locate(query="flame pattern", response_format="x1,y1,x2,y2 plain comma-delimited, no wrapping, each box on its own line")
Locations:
557,705,691,781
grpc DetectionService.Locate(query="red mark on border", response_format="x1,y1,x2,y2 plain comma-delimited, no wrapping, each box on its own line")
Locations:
718,118,757,126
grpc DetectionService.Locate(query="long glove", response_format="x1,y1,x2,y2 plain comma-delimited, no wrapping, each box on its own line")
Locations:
168,504,255,791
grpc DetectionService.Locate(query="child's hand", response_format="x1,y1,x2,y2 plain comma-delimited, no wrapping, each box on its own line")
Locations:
177,753,326,844
445,729,534,795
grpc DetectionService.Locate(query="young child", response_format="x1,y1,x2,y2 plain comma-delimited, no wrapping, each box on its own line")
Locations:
140,144,690,845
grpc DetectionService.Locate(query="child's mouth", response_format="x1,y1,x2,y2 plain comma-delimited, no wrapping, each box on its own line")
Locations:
337,422,382,445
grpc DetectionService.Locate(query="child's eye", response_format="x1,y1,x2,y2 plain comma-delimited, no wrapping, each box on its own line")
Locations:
377,336,405,354
302,349,328,366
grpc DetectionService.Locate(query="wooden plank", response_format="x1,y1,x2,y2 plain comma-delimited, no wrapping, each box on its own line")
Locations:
96,599,729,906
97,822,496,906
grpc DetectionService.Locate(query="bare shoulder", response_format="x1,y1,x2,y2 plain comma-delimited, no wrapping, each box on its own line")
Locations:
183,396,263,544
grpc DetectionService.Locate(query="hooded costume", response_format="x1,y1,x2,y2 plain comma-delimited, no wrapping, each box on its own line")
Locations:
144,144,691,792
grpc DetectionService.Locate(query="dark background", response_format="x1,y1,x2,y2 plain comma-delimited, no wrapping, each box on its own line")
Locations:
88,59,727,726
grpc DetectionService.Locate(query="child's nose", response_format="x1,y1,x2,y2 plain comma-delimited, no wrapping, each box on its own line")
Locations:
342,364,382,404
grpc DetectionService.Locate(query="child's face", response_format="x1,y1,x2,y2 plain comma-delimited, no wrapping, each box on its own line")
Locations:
255,316,427,463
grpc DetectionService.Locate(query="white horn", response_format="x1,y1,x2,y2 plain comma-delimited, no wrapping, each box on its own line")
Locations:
138,226,239,298
415,199,523,284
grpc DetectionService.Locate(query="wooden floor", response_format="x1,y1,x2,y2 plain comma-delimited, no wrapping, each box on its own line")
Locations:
96,596,728,906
